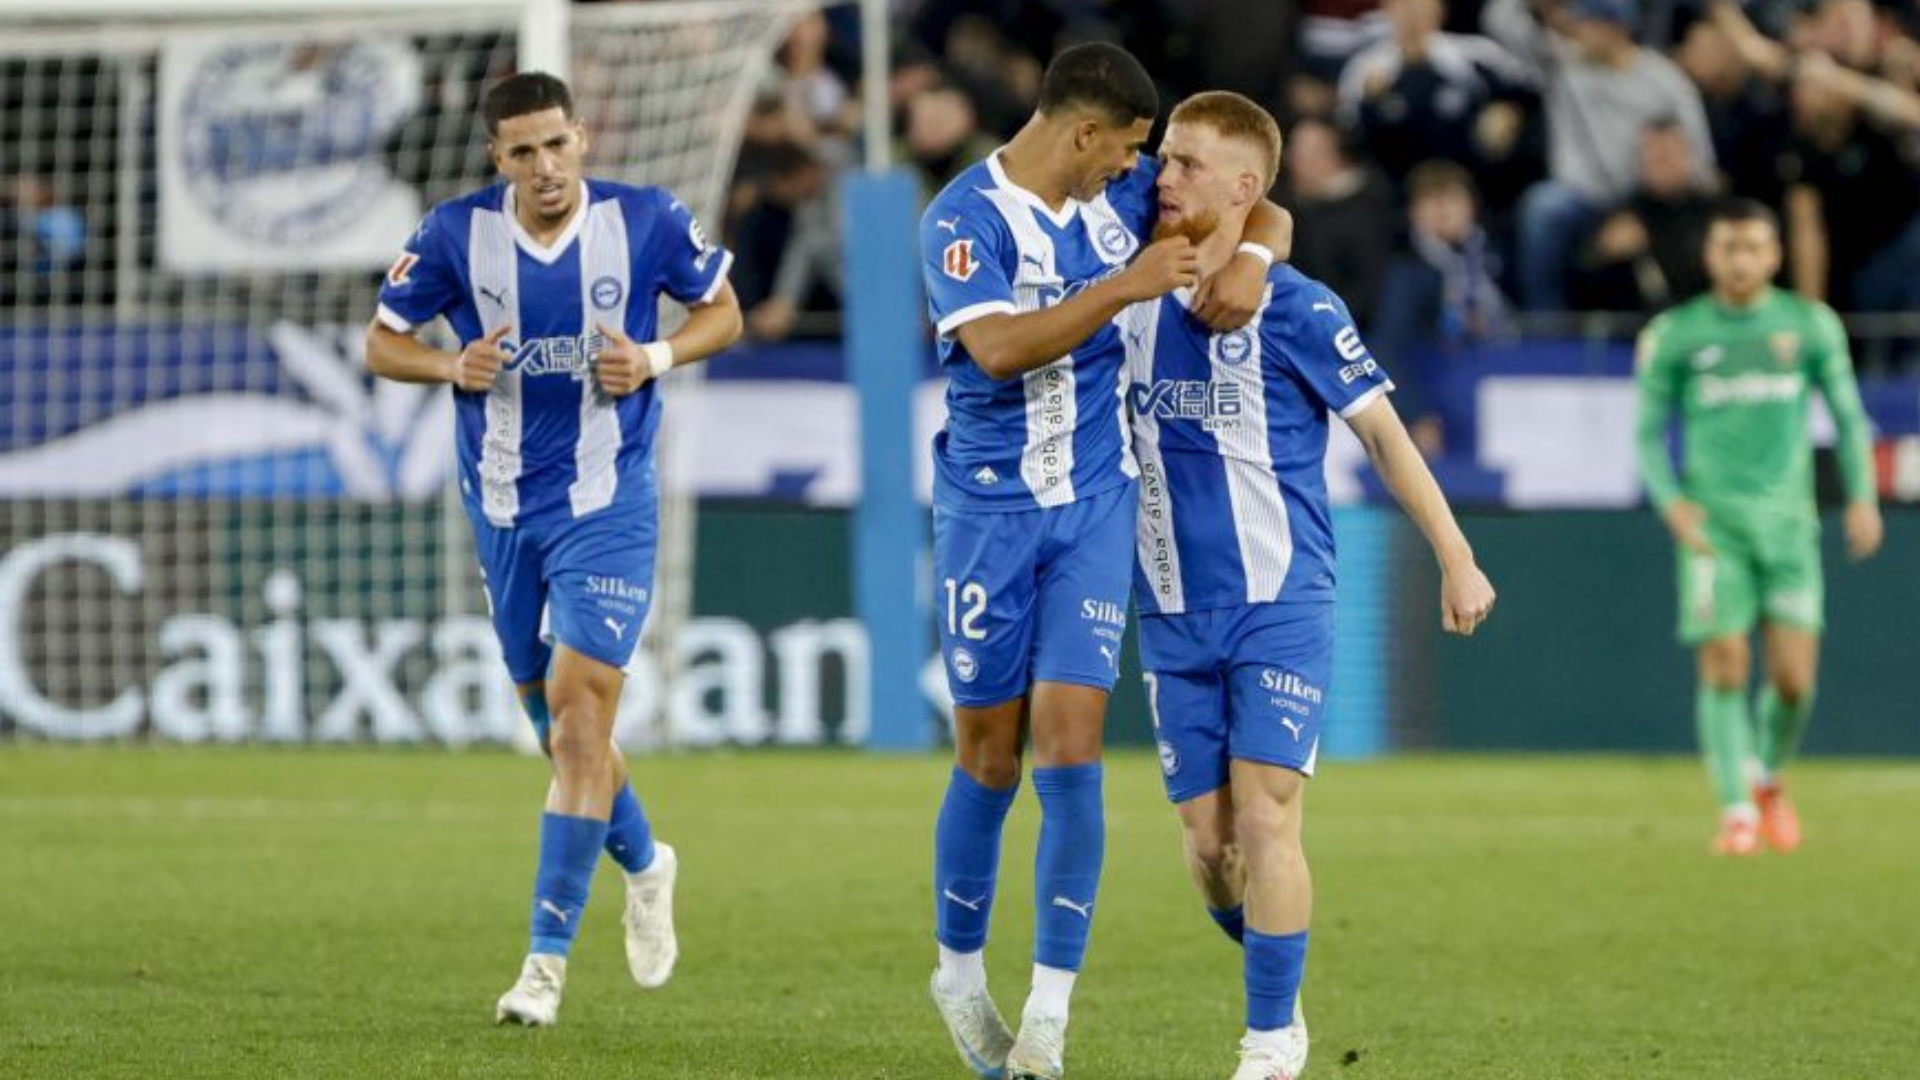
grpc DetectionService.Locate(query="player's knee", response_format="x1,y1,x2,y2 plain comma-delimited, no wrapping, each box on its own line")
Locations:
1774,673,1816,707
956,746,1021,789
546,711,610,777
1698,640,1750,689
1184,828,1238,880
1233,791,1302,855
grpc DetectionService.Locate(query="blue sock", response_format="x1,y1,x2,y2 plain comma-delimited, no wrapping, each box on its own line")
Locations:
934,766,1019,952
1245,928,1309,1031
526,689,654,873
1032,763,1104,971
1209,903,1246,944
529,812,609,957
521,688,553,754
605,784,657,873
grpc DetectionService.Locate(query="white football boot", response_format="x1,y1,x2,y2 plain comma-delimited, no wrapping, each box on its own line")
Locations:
929,971,1015,1079
1005,1010,1067,1080
1229,1002,1309,1080
622,841,679,988
494,953,566,1026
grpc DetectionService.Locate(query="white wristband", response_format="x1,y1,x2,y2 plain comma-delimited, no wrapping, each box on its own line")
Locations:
641,340,675,380
1235,241,1275,269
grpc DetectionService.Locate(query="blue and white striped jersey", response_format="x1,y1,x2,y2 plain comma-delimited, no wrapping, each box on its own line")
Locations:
376,180,731,527
1125,264,1394,615
921,151,1159,512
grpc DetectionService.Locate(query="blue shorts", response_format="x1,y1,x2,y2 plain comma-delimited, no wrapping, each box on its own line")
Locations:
932,482,1136,707
468,495,657,685
1138,602,1334,802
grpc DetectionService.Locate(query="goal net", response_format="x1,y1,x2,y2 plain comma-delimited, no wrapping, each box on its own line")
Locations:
0,0,818,745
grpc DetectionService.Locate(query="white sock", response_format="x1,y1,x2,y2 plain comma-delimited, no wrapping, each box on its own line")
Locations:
1025,963,1077,1019
935,945,987,996
1244,1024,1292,1046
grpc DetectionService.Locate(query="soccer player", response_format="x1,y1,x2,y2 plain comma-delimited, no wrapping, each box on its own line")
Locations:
1635,199,1881,856
1126,91,1497,1080
364,73,743,1024
921,43,1295,1080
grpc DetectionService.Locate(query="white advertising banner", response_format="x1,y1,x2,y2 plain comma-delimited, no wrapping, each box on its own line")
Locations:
157,33,423,271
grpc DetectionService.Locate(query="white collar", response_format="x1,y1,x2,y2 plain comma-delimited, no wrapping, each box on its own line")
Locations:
503,180,590,265
985,149,1081,228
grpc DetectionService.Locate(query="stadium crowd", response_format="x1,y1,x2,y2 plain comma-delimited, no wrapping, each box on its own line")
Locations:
718,0,1920,386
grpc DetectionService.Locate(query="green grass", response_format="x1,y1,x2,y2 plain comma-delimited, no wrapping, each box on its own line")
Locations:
2,748,1917,1079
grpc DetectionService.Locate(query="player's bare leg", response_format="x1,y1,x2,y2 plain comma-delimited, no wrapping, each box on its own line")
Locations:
1175,787,1247,941
1001,681,1108,1080
1754,623,1819,852
1695,634,1760,855
497,647,625,1026
519,677,678,988
1227,759,1310,1080
932,697,1026,1078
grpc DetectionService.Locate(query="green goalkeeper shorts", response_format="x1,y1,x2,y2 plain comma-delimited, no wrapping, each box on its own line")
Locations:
1676,511,1824,644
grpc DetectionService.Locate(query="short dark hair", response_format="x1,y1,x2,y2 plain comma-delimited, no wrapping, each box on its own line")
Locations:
481,72,574,137
1036,42,1157,126
1709,197,1779,233
1407,159,1478,206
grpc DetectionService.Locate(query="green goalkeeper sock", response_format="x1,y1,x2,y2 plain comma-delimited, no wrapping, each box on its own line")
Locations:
1696,685,1755,810
1755,686,1815,777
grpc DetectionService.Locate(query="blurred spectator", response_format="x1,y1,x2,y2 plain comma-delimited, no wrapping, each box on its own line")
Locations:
896,81,999,201
733,140,845,342
1277,117,1395,325
1569,117,1717,310
1483,0,1716,310
775,11,855,146
1779,53,1920,310
1337,0,1539,204
1300,0,1392,84
1675,13,1791,208
1372,161,1513,455
1,175,86,307
926,14,1042,138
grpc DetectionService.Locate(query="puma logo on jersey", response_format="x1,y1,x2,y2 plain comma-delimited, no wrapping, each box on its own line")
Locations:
1280,717,1305,742
604,616,628,639
1692,345,1724,370
936,216,962,233
478,284,508,308
1312,300,1337,313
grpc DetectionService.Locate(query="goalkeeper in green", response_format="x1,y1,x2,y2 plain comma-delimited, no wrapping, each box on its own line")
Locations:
1635,198,1882,856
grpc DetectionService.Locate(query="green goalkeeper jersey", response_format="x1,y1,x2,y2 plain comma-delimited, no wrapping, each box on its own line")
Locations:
1635,287,1876,521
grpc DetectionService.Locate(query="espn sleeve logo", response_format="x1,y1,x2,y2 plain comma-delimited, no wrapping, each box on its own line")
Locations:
942,238,977,282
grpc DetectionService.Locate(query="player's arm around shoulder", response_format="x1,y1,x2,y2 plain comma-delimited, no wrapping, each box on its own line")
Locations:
1345,396,1497,635
1189,199,1293,331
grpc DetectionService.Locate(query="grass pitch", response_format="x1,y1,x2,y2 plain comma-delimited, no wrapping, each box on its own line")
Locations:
2,747,1916,1079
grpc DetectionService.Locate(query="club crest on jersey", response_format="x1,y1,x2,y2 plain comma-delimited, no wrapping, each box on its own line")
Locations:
1157,739,1180,777
1770,331,1801,366
386,251,418,287
590,275,624,310
950,646,979,684
1097,220,1132,258
1217,328,1254,365
943,238,978,282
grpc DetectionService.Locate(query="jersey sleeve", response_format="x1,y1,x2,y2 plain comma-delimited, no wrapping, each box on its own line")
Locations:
652,190,734,306
1807,302,1878,504
921,198,1016,340
1104,156,1161,238
1273,283,1394,418
1633,313,1685,509
375,207,464,332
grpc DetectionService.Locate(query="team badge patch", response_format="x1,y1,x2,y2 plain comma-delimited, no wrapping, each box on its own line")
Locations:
1097,220,1131,257
386,251,418,287
950,646,979,683
1771,331,1801,366
943,238,977,282
1218,328,1253,365
590,275,624,309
